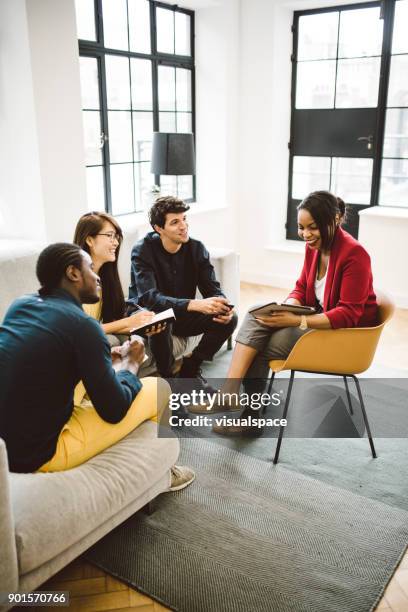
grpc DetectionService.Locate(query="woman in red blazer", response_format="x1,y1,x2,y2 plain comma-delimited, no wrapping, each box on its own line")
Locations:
286,194,378,329
190,191,378,427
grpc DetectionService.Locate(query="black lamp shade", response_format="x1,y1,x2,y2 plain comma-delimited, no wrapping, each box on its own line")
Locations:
151,132,195,175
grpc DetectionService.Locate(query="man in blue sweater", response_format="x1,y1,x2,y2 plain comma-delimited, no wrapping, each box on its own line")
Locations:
129,197,238,383
0,243,193,489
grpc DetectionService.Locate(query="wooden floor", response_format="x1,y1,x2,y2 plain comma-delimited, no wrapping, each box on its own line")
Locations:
36,283,408,612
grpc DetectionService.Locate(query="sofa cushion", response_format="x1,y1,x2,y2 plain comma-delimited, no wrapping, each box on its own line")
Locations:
9,421,179,574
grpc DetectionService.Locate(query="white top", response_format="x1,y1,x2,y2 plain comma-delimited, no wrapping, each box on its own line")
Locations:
315,260,329,307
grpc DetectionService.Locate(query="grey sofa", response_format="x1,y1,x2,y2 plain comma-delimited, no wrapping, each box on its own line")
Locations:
0,424,179,604
0,231,239,602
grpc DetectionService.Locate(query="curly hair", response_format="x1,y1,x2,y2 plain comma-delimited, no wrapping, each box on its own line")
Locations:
148,196,190,229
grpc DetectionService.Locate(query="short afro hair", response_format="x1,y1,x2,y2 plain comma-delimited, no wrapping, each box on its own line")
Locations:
148,196,190,230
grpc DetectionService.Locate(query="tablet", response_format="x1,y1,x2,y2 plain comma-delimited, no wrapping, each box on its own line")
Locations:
249,302,316,317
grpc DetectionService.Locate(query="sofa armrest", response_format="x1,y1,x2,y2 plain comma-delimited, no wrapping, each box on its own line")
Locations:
0,439,19,593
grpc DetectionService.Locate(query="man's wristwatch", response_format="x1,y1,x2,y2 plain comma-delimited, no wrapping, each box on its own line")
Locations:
299,315,308,330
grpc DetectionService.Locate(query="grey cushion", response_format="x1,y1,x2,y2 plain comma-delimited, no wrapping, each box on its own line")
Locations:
0,440,18,592
9,422,179,574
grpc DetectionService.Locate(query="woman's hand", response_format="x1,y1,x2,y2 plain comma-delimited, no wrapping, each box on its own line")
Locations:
144,322,167,336
123,310,155,333
255,311,301,328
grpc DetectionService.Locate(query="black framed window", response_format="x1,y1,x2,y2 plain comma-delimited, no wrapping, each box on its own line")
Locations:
287,0,405,240
75,0,195,215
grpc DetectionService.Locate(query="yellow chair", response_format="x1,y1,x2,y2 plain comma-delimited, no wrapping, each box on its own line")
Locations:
267,290,395,464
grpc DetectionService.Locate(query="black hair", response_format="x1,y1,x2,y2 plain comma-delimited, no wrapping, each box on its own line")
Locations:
36,243,84,296
148,196,190,230
297,191,347,252
73,211,124,323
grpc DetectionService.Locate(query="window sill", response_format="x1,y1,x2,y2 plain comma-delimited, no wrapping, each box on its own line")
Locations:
265,240,305,254
359,206,408,221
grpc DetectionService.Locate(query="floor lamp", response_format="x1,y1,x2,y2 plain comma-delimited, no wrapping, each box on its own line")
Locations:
150,132,195,196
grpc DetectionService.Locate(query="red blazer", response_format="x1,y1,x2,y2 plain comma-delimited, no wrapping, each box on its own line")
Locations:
287,227,378,329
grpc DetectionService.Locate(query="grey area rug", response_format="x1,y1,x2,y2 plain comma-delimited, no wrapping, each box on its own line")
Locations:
85,438,408,612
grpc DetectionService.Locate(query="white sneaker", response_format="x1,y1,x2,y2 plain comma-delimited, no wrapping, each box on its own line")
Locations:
169,465,195,492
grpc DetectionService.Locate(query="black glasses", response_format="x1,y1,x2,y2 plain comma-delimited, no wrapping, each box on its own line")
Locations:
97,232,121,242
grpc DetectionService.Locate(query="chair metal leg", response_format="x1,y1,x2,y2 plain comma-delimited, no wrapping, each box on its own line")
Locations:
350,375,377,459
273,370,295,465
267,371,276,395
343,376,354,415
227,336,233,350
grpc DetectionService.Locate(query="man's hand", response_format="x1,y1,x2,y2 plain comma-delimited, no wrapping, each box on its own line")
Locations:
112,335,145,376
187,297,231,316
255,312,301,328
121,336,146,364
213,310,235,325
111,346,122,366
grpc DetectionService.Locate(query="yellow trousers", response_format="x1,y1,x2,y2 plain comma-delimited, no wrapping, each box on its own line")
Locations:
39,377,171,472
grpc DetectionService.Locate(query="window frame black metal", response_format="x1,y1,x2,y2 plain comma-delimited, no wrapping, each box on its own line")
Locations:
78,0,196,215
286,0,398,240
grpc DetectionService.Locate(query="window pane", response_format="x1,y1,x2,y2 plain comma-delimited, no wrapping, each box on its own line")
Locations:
296,61,336,109
110,163,135,215
75,0,96,41
335,57,381,108
157,8,174,54
292,156,331,199
380,159,408,207
133,112,153,161
131,59,153,110
392,0,408,55
176,68,192,111
387,55,408,107
331,158,372,205
177,175,193,199
383,109,408,158
83,111,103,165
175,12,191,56
158,66,176,111
102,0,128,51
134,162,154,211
86,166,105,210
79,57,100,109
129,0,151,53
297,12,338,61
108,112,133,163
338,7,383,58
159,112,176,132
160,175,177,196
106,56,131,109
176,112,192,133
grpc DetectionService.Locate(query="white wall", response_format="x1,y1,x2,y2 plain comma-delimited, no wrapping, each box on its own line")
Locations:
237,0,301,289
0,0,87,243
359,208,408,308
0,0,45,240
26,0,88,242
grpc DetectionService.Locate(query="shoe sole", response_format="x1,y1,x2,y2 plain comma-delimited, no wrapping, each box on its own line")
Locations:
169,472,196,492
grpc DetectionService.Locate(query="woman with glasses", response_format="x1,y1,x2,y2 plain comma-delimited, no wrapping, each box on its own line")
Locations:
73,211,156,336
